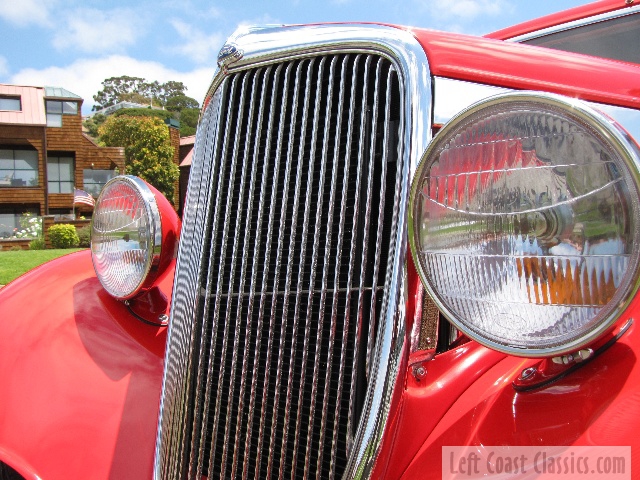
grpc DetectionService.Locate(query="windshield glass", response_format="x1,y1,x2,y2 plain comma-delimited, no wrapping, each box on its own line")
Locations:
523,13,640,65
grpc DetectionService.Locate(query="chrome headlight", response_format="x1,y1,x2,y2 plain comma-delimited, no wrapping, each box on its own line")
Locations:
409,92,640,357
91,176,162,300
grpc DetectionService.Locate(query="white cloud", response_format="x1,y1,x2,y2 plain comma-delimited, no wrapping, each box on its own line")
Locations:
9,55,215,113
426,0,510,20
237,14,283,28
204,6,222,18
52,8,143,54
170,20,225,65
0,0,54,27
0,56,8,77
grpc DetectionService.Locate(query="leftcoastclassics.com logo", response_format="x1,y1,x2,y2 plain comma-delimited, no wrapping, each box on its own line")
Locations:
442,446,630,479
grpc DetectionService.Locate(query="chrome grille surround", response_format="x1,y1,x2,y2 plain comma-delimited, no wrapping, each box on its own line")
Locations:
155,24,432,480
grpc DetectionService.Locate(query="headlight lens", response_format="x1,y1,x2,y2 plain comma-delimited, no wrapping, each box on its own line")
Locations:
409,92,640,357
91,176,162,299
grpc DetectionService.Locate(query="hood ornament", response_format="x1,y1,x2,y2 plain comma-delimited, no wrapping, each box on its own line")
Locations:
217,43,243,69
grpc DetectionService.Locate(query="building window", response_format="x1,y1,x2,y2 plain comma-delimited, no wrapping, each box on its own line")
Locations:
47,156,74,193
0,205,39,238
0,96,21,111
83,169,117,197
46,100,78,127
0,149,39,187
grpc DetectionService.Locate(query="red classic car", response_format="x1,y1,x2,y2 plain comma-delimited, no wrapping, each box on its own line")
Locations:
1,1,639,479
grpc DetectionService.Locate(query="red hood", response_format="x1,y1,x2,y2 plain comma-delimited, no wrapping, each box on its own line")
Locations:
397,26,640,109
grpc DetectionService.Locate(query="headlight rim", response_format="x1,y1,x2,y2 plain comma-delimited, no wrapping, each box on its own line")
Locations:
409,90,640,358
91,175,163,300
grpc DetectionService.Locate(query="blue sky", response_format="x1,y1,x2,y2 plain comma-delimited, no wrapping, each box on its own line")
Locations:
0,0,589,113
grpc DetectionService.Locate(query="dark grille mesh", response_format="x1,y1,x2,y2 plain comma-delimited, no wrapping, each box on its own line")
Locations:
0,463,23,480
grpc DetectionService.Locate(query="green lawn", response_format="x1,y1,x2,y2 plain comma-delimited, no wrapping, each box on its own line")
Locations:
0,249,85,285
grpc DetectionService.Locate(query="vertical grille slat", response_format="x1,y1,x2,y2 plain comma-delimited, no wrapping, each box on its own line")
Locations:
263,62,297,480
363,59,384,380
300,56,338,480
232,66,272,480
278,58,316,480
369,66,400,376
347,55,371,449
180,84,229,478
159,50,404,480
315,55,350,479
207,73,245,480
189,80,233,480
222,70,260,479
246,64,281,480
332,54,363,474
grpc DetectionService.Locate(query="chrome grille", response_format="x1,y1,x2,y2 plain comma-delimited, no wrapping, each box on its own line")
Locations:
158,51,404,480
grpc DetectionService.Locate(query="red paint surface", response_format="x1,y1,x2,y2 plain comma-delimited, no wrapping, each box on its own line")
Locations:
0,184,179,478
396,314,640,478
0,251,170,479
404,27,640,109
374,286,640,479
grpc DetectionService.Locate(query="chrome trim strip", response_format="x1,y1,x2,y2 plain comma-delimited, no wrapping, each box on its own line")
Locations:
506,4,640,43
155,23,432,480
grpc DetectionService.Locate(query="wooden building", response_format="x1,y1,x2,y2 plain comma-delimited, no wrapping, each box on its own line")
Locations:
0,84,125,237
178,135,195,218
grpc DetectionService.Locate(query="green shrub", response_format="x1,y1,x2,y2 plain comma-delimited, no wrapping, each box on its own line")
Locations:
77,226,92,248
49,224,80,249
29,238,46,250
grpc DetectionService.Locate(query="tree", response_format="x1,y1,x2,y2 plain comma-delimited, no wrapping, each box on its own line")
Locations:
157,81,187,105
92,76,192,111
165,94,200,113
82,113,107,140
179,108,200,137
118,92,153,105
98,115,179,202
93,76,147,110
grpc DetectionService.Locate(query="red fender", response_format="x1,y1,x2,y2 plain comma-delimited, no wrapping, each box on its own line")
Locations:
0,251,171,479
